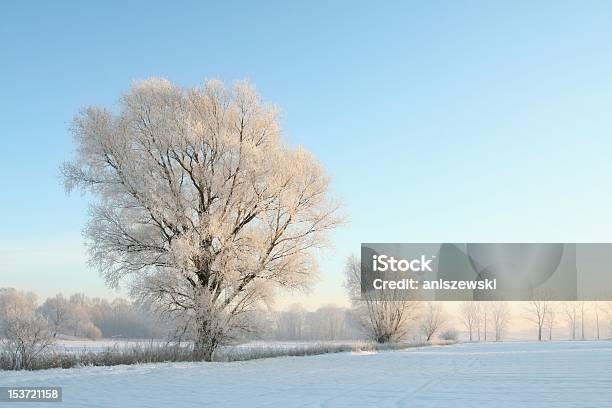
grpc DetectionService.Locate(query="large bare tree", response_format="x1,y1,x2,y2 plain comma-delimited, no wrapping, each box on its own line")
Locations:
63,78,342,360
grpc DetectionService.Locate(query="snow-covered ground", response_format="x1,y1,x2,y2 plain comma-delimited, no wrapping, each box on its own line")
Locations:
2,341,611,407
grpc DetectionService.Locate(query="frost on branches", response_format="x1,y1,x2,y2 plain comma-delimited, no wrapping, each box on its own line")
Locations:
62,78,343,360
344,256,420,343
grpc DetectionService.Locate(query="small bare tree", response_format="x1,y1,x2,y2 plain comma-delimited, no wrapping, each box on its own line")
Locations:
275,304,306,340
474,302,488,341
524,291,551,341
459,301,478,342
344,256,420,343
0,289,54,370
606,301,612,338
579,301,587,340
311,304,350,341
420,302,446,342
563,302,579,340
39,294,70,337
594,302,602,340
2,315,54,370
546,303,557,341
490,302,509,341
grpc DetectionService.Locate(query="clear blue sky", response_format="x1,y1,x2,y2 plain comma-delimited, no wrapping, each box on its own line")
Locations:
2,1,612,307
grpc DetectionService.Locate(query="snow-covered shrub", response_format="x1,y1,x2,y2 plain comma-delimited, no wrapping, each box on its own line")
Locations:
1,342,195,371
439,328,459,342
0,288,55,370
213,341,429,362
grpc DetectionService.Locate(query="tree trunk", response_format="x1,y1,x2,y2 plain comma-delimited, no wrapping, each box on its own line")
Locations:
538,326,542,341
194,333,217,362
484,313,487,342
548,324,552,341
193,318,220,362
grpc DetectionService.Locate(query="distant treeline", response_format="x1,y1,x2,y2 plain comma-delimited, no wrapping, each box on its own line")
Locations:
0,288,168,340
0,288,363,341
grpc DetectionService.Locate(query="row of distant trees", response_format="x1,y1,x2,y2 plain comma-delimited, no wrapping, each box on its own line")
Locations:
0,288,367,344
0,288,166,341
0,288,174,369
342,256,612,343
522,299,610,341
273,300,612,344
271,304,358,341
459,301,510,342
3,286,611,346
0,288,362,346
460,299,612,342
40,293,166,339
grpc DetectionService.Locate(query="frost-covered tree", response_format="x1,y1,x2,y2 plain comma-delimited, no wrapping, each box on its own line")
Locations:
604,302,612,338
579,301,587,340
0,288,37,322
39,294,70,337
273,304,355,341
310,304,350,340
563,302,579,340
459,301,478,341
90,297,166,339
275,304,307,340
62,78,342,360
0,289,54,370
524,291,551,341
40,294,102,339
344,256,420,343
477,302,488,341
594,301,602,340
490,302,509,341
546,303,557,341
420,302,446,342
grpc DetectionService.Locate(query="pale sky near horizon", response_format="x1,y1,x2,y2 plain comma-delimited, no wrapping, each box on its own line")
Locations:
2,1,612,310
